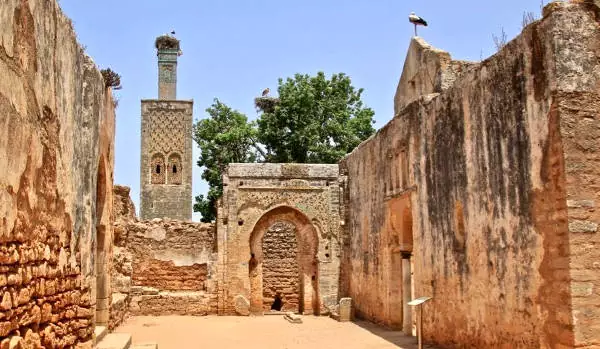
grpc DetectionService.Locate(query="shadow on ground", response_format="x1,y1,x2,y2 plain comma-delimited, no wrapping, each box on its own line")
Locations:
354,320,438,349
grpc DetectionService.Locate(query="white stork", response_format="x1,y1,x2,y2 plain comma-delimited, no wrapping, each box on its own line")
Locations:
261,88,270,97
409,12,428,36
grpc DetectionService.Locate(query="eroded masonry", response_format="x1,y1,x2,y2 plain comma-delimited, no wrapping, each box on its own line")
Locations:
0,0,116,346
1,0,600,348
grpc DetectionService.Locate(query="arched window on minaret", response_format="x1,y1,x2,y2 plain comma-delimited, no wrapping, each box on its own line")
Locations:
151,153,166,184
168,153,182,185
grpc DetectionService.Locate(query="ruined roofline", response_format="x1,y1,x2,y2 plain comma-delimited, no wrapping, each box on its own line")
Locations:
339,94,436,164
393,36,478,115
410,36,448,55
140,99,194,103
393,1,574,112
344,0,598,165
226,163,339,179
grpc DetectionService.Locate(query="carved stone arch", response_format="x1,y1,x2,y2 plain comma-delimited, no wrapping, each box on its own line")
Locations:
168,152,182,185
151,153,165,184
248,205,320,315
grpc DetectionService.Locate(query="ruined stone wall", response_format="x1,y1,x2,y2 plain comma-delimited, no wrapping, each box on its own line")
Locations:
341,2,600,348
393,37,475,115
0,0,115,346
339,112,416,330
95,84,116,330
113,185,136,222
556,2,600,344
121,218,218,315
109,185,135,330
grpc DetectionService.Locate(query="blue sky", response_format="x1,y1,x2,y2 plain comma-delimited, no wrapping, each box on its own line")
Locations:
60,0,545,221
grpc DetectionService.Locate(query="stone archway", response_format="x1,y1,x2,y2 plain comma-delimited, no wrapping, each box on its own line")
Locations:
218,163,341,316
248,206,320,315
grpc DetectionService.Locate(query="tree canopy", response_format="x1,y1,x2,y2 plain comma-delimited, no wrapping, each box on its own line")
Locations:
193,72,375,222
257,72,375,163
192,99,259,222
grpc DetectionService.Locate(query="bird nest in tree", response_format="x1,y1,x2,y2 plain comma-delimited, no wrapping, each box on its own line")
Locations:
155,35,180,50
254,96,280,113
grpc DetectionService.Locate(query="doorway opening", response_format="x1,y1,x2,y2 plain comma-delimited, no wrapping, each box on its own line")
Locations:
271,293,283,311
248,206,320,315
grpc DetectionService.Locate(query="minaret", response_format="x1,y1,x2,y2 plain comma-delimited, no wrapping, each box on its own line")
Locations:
156,34,181,99
140,34,193,221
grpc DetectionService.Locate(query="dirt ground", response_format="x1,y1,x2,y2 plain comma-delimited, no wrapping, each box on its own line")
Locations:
115,315,438,349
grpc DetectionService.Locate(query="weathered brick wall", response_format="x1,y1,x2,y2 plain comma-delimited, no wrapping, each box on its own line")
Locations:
0,0,115,346
341,2,600,348
120,218,218,315
556,2,600,342
135,259,208,291
113,185,136,222
262,222,299,312
563,101,600,345
111,186,218,321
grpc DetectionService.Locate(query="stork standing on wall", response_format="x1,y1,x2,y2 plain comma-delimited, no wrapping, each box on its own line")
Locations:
409,12,428,36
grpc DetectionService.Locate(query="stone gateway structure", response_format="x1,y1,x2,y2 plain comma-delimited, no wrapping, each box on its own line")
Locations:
139,35,193,221
2,1,600,349
216,164,343,316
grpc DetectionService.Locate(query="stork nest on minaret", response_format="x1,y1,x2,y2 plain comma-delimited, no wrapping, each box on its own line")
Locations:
155,35,180,50
254,96,280,113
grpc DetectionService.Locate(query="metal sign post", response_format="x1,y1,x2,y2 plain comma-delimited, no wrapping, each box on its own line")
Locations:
407,296,432,349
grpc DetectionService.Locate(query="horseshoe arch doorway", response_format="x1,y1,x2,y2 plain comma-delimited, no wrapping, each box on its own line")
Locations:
248,206,320,315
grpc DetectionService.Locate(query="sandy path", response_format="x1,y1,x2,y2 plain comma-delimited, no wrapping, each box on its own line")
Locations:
115,315,438,349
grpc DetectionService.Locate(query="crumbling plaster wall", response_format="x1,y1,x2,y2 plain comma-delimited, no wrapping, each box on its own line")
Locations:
0,0,115,347
116,213,218,316
218,163,342,316
112,185,218,322
341,2,600,348
109,185,135,330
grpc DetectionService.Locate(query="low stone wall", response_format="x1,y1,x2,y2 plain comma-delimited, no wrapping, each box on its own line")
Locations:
108,292,129,330
119,218,217,316
129,287,216,316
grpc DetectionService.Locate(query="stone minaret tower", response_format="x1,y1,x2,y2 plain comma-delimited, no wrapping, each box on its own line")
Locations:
140,34,193,220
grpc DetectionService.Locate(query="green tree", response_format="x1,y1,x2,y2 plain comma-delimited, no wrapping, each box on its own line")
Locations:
193,99,260,222
257,72,375,163
193,72,376,221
